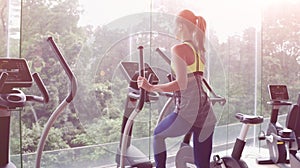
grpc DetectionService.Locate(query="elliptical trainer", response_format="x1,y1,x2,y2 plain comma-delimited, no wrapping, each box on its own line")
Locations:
116,46,160,168
0,58,49,168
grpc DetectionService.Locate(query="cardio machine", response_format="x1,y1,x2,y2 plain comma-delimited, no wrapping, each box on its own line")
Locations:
0,58,49,168
116,46,160,168
116,47,222,168
257,84,300,168
208,113,263,168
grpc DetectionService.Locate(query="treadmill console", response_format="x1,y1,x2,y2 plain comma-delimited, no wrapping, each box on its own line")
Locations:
0,58,33,89
268,84,289,102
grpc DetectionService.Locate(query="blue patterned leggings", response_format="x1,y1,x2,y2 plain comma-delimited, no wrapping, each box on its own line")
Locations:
153,112,214,168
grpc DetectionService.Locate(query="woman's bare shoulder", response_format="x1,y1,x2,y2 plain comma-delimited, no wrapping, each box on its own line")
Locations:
171,44,194,63
171,44,189,56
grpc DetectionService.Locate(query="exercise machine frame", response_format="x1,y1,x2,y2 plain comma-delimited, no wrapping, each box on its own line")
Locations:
0,58,49,168
35,37,77,168
257,84,300,168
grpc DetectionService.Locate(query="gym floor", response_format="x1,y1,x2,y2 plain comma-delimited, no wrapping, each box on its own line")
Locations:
99,147,290,167
165,147,290,168
240,147,290,168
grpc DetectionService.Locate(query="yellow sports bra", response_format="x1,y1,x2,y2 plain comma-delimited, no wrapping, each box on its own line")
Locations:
171,41,205,74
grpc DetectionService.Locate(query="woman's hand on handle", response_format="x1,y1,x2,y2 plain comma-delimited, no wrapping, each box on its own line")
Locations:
137,76,152,92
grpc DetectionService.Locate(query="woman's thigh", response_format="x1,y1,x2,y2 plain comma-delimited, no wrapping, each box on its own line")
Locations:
154,112,192,138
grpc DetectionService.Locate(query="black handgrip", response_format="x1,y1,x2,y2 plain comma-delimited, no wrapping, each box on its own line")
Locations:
137,46,145,111
210,97,226,106
0,72,8,91
47,37,77,103
32,73,49,103
202,79,226,106
202,78,217,97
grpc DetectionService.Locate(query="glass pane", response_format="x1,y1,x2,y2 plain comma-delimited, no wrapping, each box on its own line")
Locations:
19,0,262,167
259,1,300,164
1,0,21,58
7,0,21,58
0,0,9,58
262,0,300,106
2,0,22,167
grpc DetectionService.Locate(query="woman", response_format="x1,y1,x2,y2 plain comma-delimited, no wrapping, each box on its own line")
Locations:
137,9,216,168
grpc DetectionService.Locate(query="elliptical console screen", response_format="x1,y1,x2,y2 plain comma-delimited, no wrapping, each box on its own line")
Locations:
0,58,33,88
268,84,289,101
120,61,159,84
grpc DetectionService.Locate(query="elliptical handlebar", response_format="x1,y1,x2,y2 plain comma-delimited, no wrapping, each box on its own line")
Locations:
210,96,226,106
119,46,150,168
47,37,77,103
137,46,145,111
155,48,171,65
35,37,78,168
26,73,49,103
0,72,8,91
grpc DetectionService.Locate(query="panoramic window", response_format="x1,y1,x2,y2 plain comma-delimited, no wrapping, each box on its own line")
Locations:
2,0,298,167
